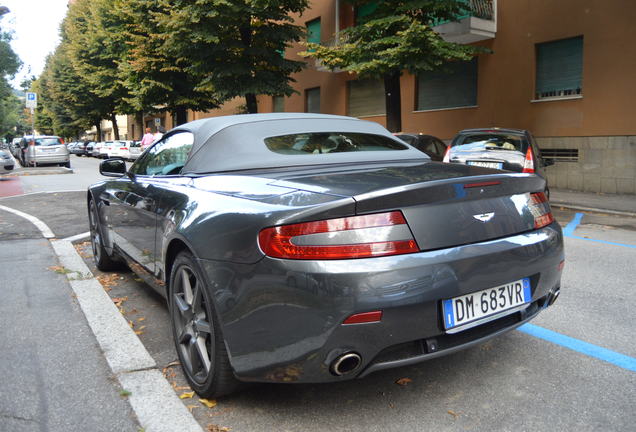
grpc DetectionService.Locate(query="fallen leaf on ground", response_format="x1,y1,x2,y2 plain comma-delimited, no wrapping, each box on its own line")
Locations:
206,425,230,432
134,330,144,335
173,385,191,391
447,410,459,418
395,378,412,386
166,360,181,368
200,398,217,408
111,296,128,307
138,317,146,322
187,405,198,412
179,392,195,399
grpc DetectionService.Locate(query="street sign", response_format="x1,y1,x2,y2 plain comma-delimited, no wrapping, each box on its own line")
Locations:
26,92,37,109
154,118,161,126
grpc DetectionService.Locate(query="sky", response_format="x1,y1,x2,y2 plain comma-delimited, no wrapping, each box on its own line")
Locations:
1,0,69,88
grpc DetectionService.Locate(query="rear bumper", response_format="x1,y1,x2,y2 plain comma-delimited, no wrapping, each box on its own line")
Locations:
199,223,564,383
27,154,69,164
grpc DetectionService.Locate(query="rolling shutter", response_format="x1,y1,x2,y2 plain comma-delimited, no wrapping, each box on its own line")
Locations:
536,36,583,99
306,88,320,113
417,58,478,111
347,79,386,117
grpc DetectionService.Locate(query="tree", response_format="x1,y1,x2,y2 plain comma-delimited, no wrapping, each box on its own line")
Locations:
0,19,23,139
114,0,222,125
304,0,487,132
157,0,309,114
64,0,132,139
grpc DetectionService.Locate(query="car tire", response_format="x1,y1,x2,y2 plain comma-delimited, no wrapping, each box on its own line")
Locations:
88,200,120,271
63,161,71,168
169,251,241,398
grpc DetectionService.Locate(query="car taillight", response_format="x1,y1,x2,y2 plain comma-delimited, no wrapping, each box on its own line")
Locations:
529,192,554,229
522,147,535,173
442,145,451,163
258,211,419,260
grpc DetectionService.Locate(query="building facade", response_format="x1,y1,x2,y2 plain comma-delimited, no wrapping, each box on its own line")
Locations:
171,0,636,194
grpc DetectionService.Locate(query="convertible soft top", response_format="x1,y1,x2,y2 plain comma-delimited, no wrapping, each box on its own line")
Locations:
173,113,428,174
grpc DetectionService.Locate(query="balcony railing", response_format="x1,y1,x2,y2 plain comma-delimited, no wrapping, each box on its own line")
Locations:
431,0,494,26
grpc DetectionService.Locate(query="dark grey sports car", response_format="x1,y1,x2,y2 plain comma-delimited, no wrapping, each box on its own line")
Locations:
88,113,564,398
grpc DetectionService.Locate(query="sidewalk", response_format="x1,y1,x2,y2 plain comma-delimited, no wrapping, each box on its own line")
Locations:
0,238,140,431
550,188,636,217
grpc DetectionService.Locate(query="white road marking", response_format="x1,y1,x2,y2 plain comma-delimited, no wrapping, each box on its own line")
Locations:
0,204,55,238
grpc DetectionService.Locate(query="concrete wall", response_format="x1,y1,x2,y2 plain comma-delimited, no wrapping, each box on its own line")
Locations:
540,136,636,195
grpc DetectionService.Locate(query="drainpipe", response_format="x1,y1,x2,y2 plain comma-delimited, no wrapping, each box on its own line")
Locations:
335,0,340,44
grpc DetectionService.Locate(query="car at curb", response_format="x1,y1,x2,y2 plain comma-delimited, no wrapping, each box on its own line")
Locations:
1,150,15,173
19,135,70,168
447,128,554,181
87,113,564,398
394,133,447,161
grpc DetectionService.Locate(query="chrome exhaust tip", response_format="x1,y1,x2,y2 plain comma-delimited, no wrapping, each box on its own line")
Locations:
330,352,362,376
548,289,560,306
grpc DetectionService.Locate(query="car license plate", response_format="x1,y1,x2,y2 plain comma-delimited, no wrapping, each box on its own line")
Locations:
443,278,531,331
468,161,503,169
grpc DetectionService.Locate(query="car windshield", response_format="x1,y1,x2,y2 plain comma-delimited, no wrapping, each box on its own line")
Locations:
454,134,527,153
264,132,408,155
32,138,62,146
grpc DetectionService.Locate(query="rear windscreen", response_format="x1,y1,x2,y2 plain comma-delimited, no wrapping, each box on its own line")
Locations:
33,138,62,146
264,132,408,155
453,134,527,153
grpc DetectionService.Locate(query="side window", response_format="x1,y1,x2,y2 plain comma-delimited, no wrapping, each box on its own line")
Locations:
131,132,194,176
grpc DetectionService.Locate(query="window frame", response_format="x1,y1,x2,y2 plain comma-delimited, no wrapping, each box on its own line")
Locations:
415,58,479,112
534,36,584,101
129,131,194,177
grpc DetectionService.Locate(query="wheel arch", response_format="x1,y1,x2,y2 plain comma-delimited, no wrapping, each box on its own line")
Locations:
164,237,195,297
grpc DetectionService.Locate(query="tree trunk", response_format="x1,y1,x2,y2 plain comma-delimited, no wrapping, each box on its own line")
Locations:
174,107,188,126
111,112,120,140
96,122,102,141
245,93,258,114
384,71,402,133
135,112,144,139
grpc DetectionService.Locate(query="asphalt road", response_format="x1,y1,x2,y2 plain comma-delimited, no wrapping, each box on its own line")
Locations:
0,156,634,431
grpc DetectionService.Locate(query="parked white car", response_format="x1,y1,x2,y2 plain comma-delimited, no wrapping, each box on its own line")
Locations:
99,141,114,159
127,141,143,161
108,140,132,159
92,142,104,157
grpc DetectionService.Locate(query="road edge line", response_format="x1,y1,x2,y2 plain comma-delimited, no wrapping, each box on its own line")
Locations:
0,203,55,238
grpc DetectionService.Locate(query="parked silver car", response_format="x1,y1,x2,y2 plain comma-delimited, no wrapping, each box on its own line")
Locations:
0,150,15,173
19,136,70,168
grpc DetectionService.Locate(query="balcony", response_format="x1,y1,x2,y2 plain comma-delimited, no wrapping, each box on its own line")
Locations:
433,0,497,44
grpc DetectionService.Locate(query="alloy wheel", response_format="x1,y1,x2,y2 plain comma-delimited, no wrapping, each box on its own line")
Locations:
172,266,214,384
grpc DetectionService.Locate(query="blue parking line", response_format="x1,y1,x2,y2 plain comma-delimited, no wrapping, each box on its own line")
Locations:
518,323,636,372
563,212,636,248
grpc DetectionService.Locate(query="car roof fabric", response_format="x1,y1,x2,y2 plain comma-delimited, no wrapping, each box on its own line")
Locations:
173,113,427,174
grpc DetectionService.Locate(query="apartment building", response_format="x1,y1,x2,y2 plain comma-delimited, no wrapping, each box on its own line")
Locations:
160,0,636,194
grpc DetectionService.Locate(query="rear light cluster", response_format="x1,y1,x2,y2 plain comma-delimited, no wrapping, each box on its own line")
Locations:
258,211,419,260
442,145,451,163
529,192,554,229
522,147,535,173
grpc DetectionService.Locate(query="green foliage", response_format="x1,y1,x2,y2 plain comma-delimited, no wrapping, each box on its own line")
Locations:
113,0,222,119
304,0,485,77
154,0,309,113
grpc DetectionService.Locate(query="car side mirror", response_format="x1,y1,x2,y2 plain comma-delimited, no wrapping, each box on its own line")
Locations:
100,158,127,177
542,158,555,167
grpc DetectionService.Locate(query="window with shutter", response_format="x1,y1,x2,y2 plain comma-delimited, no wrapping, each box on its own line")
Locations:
306,88,321,113
306,18,321,52
273,96,284,113
416,58,478,111
535,36,583,99
347,79,385,117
